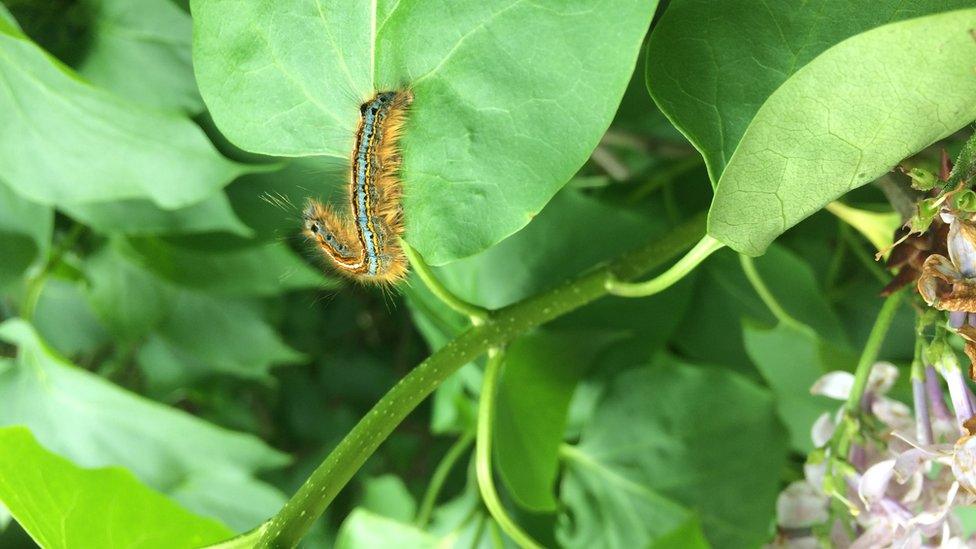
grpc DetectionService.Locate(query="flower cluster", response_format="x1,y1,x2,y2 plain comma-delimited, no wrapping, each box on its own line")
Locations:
770,361,976,548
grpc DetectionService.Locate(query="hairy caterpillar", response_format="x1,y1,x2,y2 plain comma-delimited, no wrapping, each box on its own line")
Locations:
303,90,412,284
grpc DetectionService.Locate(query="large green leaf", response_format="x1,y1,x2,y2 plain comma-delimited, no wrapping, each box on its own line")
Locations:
0,180,51,289
434,188,667,308
32,279,110,356
61,193,252,237
0,15,246,208
85,242,177,340
648,5,976,254
140,292,305,384
649,516,711,549
710,10,976,254
78,0,202,113
406,188,692,433
359,475,417,523
0,4,17,29
0,426,233,549
743,321,852,453
646,0,974,181
0,319,288,531
85,243,305,384
672,246,846,373
494,331,609,513
557,358,788,548
118,236,328,296
192,0,658,263
335,509,438,549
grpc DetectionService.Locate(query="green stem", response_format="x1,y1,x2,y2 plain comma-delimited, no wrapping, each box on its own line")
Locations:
252,214,706,548
829,289,903,463
739,255,804,329
839,224,888,284
415,431,474,528
844,290,904,414
475,348,543,549
604,234,723,297
402,240,489,325
824,220,847,293
625,156,702,204
22,224,85,321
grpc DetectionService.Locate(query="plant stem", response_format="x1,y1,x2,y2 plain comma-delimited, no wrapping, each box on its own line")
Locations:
739,255,804,329
402,240,489,325
475,348,543,549
625,156,702,204
824,219,847,293
415,431,474,528
844,290,904,414
252,214,706,548
22,224,85,321
839,224,888,284
604,233,723,297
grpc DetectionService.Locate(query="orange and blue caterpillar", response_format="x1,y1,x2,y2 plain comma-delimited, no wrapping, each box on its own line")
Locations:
303,90,412,284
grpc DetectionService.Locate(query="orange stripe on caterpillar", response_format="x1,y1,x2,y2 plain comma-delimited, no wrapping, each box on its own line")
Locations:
304,90,411,284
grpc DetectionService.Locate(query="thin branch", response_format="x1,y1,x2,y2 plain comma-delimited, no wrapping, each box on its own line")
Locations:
475,348,543,549
604,234,723,297
739,255,804,329
402,240,489,324
249,214,706,548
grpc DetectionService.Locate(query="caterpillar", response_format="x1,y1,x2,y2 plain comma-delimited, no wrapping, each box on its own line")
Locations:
303,90,412,284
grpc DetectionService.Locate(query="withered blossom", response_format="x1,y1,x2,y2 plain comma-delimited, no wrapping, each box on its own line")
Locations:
918,216,976,376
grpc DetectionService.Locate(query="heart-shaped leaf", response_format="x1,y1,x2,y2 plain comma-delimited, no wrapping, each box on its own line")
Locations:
0,15,247,209
648,5,976,254
192,0,659,263
0,426,233,549
0,319,288,531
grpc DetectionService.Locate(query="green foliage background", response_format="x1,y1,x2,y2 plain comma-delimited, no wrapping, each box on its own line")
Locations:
0,0,974,547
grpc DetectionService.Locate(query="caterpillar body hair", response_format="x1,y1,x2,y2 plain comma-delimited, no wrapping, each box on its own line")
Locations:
303,90,412,284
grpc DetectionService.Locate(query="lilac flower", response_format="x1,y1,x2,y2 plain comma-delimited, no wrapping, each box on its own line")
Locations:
769,362,976,548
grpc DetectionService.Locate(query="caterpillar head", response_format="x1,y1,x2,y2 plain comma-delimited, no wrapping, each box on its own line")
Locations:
303,200,357,263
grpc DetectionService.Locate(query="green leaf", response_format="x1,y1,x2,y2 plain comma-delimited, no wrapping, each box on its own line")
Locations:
141,292,305,383
649,515,711,549
835,279,917,361
824,202,899,254
706,10,976,254
494,330,610,512
360,475,418,523
0,18,247,209
77,0,203,113
0,426,233,549
0,4,19,31
743,321,853,453
32,278,110,356
557,358,788,548
192,0,659,263
647,0,973,182
672,246,846,373
86,244,305,383
558,443,690,549
0,319,288,531
86,242,177,341
434,188,667,308
430,188,695,355
0,180,52,289
61,193,253,237
118,237,328,296
225,157,346,243
335,509,438,549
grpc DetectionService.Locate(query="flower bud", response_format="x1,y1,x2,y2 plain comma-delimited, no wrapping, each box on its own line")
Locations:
907,167,940,191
